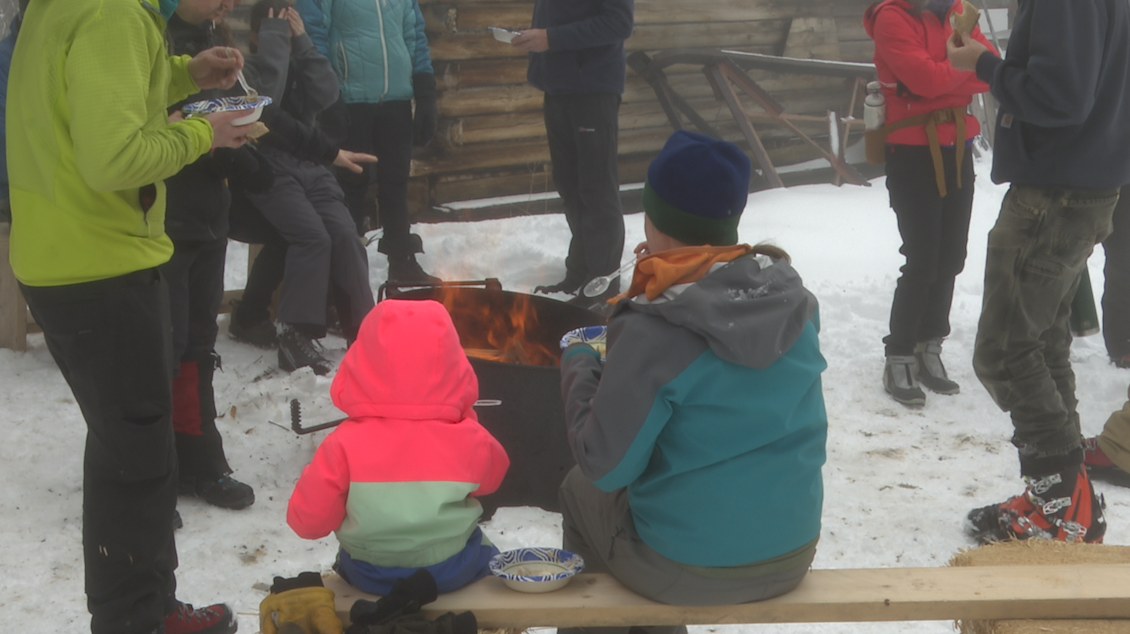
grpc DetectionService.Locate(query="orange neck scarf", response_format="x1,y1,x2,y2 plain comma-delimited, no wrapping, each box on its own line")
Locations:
612,244,754,303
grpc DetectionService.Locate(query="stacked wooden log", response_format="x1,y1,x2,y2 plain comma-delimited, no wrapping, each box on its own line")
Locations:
417,0,877,209
226,0,879,211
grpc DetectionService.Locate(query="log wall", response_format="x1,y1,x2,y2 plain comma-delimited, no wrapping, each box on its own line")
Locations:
415,0,879,208
221,1,878,210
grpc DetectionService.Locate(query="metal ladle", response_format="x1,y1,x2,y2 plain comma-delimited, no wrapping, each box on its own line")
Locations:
582,257,638,297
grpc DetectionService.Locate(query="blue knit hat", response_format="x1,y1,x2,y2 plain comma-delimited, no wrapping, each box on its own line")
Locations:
641,131,751,246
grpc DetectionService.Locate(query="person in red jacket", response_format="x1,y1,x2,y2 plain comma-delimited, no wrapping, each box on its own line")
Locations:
286,299,511,594
863,0,997,407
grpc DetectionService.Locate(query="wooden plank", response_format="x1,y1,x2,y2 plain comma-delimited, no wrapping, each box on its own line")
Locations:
0,221,27,352
327,566,1130,629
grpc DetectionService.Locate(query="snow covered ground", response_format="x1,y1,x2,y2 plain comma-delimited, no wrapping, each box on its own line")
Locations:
2,148,1127,633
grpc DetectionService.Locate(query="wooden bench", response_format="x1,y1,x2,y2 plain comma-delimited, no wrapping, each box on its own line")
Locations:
325,565,1130,629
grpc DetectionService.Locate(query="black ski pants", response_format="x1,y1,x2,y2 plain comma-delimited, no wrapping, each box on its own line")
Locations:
161,237,231,480
883,144,975,356
543,93,625,286
1102,185,1130,362
21,269,179,634
336,100,416,253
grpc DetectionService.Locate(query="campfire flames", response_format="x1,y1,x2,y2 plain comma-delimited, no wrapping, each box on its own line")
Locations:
436,287,560,366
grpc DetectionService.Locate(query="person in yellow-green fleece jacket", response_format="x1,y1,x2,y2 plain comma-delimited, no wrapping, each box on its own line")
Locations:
6,0,254,632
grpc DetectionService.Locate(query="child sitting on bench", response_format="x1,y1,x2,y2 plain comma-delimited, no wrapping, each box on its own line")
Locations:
558,130,829,634
286,299,511,594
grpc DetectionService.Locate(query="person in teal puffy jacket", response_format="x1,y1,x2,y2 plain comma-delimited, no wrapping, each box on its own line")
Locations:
300,0,440,284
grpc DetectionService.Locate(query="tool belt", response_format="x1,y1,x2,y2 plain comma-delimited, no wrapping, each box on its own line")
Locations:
865,106,967,197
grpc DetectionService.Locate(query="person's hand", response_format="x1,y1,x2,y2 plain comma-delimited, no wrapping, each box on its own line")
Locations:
259,573,342,634
560,325,608,360
633,241,650,256
333,149,378,174
204,110,253,149
168,110,185,124
946,30,989,72
511,28,549,53
187,46,243,90
283,7,306,37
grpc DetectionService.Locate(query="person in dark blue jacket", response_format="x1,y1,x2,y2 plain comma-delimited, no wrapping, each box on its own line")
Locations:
515,0,633,312
0,0,26,224
948,0,1130,544
558,132,827,634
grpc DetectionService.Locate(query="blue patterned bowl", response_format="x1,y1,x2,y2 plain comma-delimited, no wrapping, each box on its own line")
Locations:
489,547,584,593
181,95,273,126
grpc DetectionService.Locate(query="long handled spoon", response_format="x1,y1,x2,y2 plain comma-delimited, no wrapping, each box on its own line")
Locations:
582,258,638,297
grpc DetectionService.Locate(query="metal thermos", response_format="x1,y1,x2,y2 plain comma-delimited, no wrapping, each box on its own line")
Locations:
864,81,886,130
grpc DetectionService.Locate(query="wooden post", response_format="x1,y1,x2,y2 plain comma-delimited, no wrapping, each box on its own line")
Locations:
0,221,27,351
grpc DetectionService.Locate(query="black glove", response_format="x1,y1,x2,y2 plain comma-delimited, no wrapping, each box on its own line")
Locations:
220,144,275,193
412,73,438,148
347,569,437,632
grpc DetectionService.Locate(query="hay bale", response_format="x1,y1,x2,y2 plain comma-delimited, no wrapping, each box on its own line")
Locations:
950,540,1130,634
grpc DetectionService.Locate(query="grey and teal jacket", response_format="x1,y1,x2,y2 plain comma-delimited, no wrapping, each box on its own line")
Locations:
560,254,827,567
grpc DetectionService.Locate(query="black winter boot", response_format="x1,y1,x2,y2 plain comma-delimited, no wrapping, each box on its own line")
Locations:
278,323,332,376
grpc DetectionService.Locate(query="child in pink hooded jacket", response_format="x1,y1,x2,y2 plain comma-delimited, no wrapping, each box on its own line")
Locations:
287,299,510,594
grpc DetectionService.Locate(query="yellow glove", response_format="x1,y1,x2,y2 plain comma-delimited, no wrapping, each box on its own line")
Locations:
260,585,343,634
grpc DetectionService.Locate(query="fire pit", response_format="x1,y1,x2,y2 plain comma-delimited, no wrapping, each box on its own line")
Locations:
383,281,606,518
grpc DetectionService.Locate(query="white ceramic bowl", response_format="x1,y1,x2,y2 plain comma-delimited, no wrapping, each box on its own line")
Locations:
181,95,273,126
489,547,584,593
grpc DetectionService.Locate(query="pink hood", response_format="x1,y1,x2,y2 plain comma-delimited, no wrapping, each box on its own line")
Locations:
331,299,479,422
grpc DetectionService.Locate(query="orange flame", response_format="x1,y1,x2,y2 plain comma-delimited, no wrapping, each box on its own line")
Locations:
436,287,559,366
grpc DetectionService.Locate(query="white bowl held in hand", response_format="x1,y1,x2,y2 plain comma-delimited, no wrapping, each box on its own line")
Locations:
489,547,585,593
182,95,273,126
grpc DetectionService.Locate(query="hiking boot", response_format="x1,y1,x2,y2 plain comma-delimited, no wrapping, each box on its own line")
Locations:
278,323,332,376
388,255,441,286
883,355,926,407
164,602,236,634
966,465,1106,544
1084,436,1130,487
914,338,959,395
181,474,255,510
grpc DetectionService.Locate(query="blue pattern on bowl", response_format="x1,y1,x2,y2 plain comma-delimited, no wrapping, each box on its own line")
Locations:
182,95,272,116
489,547,584,584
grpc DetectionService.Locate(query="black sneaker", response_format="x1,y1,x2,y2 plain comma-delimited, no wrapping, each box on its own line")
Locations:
164,602,236,634
388,255,441,285
181,475,255,510
914,338,959,395
534,276,583,295
883,355,926,406
278,323,332,376
966,466,1106,544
